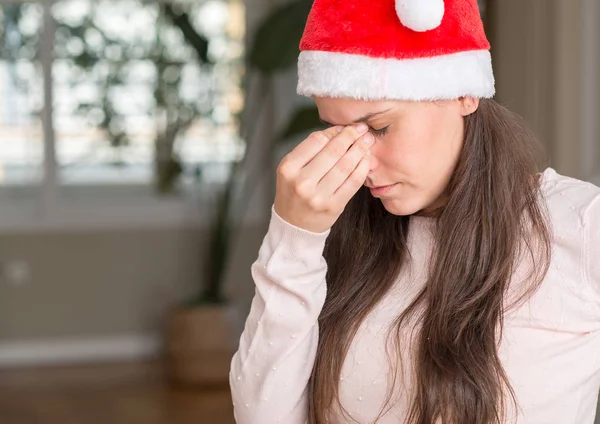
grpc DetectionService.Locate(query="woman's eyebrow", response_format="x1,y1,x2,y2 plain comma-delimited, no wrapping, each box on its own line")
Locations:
319,109,392,127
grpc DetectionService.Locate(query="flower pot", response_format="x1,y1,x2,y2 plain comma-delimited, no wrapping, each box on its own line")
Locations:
164,304,238,387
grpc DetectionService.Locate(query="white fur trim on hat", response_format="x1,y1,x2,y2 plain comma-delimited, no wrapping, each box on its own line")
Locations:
297,50,495,101
396,0,445,32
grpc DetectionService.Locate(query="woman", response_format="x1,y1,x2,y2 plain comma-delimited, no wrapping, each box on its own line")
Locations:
230,0,600,423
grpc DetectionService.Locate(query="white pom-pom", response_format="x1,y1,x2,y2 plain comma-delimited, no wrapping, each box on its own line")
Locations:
395,0,445,32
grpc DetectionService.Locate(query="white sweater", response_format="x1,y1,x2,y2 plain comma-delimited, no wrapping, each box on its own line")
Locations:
230,168,600,424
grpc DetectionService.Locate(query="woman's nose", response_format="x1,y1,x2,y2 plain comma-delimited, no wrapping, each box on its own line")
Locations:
367,148,378,173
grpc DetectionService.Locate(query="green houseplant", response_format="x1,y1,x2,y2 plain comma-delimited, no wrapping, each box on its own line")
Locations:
198,0,320,300
164,0,324,386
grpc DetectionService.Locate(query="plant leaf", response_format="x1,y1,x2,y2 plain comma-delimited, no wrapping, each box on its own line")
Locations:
249,0,312,73
279,105,323,141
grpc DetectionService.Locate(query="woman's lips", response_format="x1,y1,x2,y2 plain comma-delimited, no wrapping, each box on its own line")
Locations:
368,183,397,196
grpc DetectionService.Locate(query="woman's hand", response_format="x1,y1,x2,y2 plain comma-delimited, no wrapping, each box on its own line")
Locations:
274,124,374,233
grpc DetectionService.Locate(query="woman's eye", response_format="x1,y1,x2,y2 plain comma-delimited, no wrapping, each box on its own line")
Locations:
370,126,389,137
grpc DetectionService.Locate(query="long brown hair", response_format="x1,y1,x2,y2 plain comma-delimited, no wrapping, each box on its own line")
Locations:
308,99,552,424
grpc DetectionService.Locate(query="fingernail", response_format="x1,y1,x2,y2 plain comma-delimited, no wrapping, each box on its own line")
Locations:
363,133,374,145
356,123,368,134
336,126,343,133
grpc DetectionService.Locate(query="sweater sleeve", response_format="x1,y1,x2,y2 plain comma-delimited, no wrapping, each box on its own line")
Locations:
586,193,600,295
229,205,330,424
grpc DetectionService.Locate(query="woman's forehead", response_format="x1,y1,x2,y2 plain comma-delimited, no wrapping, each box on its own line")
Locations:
314,97,399,124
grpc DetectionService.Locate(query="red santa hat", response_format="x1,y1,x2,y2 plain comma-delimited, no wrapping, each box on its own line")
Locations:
297,0,494,101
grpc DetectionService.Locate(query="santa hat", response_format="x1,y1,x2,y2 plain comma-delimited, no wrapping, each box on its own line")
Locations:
297,0,494,101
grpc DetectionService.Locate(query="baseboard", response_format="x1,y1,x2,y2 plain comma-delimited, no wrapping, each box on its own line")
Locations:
0,334,161,368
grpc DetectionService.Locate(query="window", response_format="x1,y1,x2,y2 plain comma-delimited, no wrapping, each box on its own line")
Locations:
0,0,245,230
0,2,44,186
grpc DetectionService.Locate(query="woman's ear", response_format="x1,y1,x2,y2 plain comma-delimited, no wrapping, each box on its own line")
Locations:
459,96,480,116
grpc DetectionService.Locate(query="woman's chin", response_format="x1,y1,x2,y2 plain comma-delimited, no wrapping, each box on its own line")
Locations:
379,197,424,217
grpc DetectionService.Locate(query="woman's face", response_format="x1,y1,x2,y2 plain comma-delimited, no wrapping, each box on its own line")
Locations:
314,96,479,216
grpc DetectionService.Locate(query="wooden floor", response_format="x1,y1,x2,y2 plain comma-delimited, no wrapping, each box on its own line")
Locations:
0,361,235,424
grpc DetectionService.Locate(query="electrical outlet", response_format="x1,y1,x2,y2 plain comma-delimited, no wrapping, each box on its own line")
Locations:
2,261,31,286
